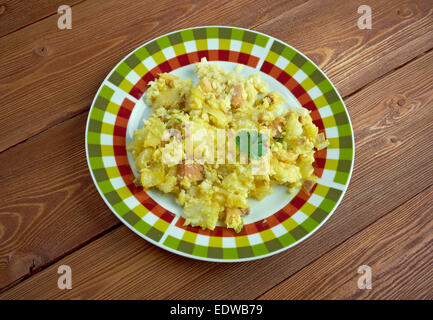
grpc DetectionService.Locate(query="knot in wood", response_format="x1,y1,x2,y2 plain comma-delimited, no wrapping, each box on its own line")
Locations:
34,46,48,57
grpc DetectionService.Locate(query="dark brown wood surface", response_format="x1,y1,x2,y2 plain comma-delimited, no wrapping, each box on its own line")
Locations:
0,0,432,299
0,0,84,37
259,186,433,300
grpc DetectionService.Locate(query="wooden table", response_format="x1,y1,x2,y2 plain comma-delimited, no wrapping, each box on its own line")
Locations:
0,0,432,300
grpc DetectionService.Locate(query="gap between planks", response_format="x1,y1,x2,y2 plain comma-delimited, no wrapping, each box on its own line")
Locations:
0,0,310,291
0,222,122,295
0,0,87,39
0,0,308,155
2,0,432,154
342,46,433,102
253,183,433,300
1,38,432,157
1,0,432,296
1,46,431,296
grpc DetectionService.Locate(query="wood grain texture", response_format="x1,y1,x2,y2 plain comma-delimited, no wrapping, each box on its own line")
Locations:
0,226,218,300
1,48,432,300
0,0,306,291
259,186,433,300
255,0,433,97
0,113,119,290
165,50,433,299
0,0,83,38
1,0,432,153
0,0,306,153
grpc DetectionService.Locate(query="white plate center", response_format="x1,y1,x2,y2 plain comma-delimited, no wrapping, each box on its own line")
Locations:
126,61,301,224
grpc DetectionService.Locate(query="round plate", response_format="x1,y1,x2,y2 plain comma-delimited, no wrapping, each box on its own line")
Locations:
85,26,354,262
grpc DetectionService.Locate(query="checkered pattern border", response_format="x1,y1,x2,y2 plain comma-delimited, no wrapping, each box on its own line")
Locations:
107,27,268,100
86,27,354,261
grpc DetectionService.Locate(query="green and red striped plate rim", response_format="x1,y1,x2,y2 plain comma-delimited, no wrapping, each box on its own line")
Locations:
85,26,354,262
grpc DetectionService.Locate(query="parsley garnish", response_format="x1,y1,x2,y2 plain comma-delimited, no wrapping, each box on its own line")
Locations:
274,136,284,142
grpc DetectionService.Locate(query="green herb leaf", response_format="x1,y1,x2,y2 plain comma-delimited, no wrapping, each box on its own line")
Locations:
274,136,284,142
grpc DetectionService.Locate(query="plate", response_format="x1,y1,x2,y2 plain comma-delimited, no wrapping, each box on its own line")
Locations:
85,26,354,262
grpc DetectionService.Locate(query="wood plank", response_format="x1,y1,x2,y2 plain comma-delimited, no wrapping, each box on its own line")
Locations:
162,50,433,300
1,49,432,299
0,113,119,290
1,0,432,153
0,226,217,299
259,186,433,299
0,0,306,154
0,0,306,291
0,0,83,38
255,0,433,97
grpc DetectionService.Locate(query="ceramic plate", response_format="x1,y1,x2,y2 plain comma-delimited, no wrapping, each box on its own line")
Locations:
85,26,354,262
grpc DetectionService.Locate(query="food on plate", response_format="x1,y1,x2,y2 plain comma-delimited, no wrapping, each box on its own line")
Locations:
128,58,328,232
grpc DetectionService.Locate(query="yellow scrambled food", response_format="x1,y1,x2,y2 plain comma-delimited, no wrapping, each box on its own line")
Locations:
128,58,328,232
